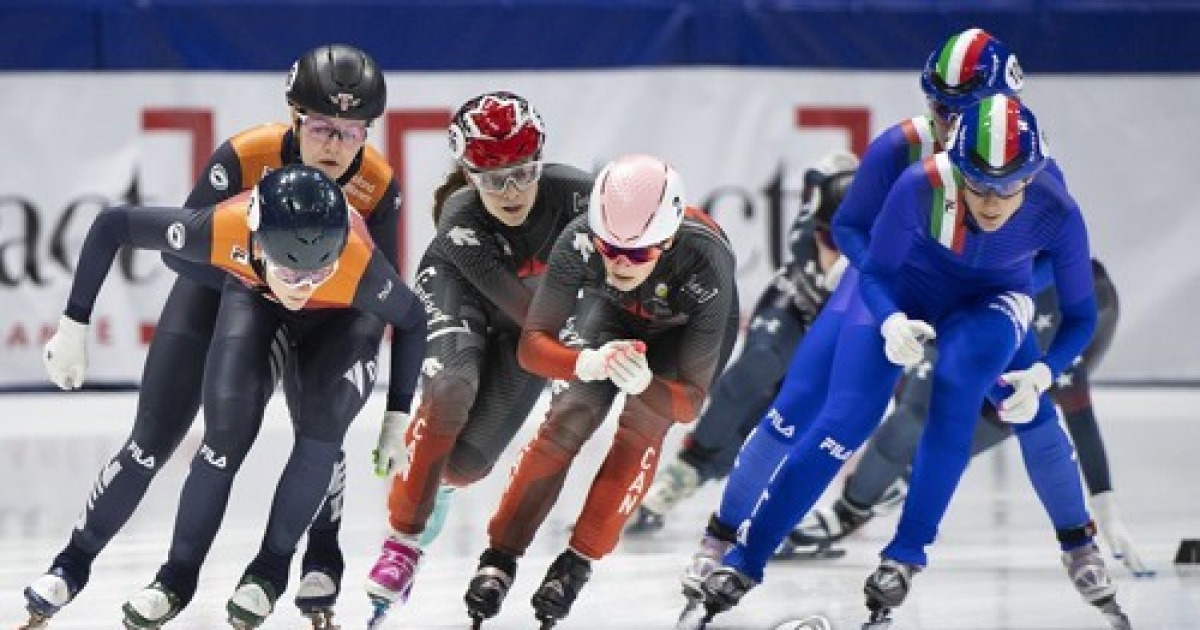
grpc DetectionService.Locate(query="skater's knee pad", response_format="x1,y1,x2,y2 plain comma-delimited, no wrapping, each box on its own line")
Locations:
445,442,494,487
421,374,478,431
537,402,604,457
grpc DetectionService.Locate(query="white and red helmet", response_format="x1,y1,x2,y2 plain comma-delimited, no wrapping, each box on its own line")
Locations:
588,154,686,248
449,91,545,171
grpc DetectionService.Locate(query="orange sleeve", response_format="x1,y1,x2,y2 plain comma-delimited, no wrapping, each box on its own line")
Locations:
517,329,580,381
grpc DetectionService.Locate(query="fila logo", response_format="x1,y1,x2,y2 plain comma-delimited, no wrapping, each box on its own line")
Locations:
200,444,227,469
768,408,794,438
818,436,853,461
126,440,156,469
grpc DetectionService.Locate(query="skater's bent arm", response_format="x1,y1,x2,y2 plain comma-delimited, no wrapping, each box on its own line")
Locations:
352,253,429,413
65,205,214,323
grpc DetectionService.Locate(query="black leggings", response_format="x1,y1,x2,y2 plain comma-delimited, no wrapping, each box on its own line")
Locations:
155,283,383,603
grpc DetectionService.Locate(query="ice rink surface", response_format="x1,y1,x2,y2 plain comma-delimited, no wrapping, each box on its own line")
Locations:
1,388,1197,629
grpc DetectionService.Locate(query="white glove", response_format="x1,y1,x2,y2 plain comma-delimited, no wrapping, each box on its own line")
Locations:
997,362,1051,424
880,312,935,368
1090,491,1154,577
373,411,410,477
43,315,89,390
607,344,653,396
823,255,849,291
574,340,638,382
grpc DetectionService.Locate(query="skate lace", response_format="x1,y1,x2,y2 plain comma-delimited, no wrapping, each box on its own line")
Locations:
373,541,421,590
1063,546,1115,602
683,535,732,584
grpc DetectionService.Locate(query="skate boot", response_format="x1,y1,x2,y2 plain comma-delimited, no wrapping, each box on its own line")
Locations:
121,582,184,630
464,548,518,629
364,534,422,629
530,549,592,629
677,566,756,630
227,573,279,629
1062,544,1131,630
680,533,734,600
625,460,702,535
294,566,340,629
419,485,456,547
20,565,86,629
775,494,872,560
862,558,920,629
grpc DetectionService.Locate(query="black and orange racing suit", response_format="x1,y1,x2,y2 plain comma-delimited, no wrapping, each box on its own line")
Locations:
61,194,424,605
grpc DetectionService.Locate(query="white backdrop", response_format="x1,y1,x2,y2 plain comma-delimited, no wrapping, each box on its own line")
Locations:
1,69,1196,384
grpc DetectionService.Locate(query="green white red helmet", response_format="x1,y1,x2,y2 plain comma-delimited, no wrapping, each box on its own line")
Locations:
948,95,1047,197
921,28,1023,112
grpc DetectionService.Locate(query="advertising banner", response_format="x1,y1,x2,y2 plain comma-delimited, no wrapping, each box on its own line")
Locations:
1,70,1195,385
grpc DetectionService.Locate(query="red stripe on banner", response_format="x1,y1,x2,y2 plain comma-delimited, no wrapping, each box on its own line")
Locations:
959,33,989,85
386,109,453,278
142,109,214,183
140,322,156,345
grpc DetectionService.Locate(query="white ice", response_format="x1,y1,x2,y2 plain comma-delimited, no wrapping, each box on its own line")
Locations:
1,389,1197,629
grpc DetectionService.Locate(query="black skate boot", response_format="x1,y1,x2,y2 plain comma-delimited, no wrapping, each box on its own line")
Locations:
775,493,872,560
295,540,344,629
677,566,757,630
862,558,920,629
294,564,342,629
531,549,592,629
20,562,88,629
1062,543,1131,630
464,548,518,629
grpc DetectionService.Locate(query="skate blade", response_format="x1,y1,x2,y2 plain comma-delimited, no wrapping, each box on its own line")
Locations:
366,598,391,630
16,613,52,630
774,544,848,561
675,599,712,630
301,609,339,630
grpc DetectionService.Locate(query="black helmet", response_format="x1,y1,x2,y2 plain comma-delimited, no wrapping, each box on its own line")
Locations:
249,165,349,270
286,44,386,121
801,151,859,232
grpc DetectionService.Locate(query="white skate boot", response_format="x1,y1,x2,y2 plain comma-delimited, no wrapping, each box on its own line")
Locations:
1062,543,1131,629
121,582,183,630
20,568,82,629
294,568,339,629
227,574,278,629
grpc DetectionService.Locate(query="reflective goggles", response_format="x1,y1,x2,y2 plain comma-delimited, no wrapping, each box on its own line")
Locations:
962,175,1030,199
592,235,665,264
263,255,339,290
466,160,543,193
297,112,368,145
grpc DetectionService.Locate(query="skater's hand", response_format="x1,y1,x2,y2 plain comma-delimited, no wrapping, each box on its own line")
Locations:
997,362,1051,424
43,315,89,390
373,411,410,477
1091,491,1155,577
880,313,935,368
607,341,652,396
574,340,641,382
